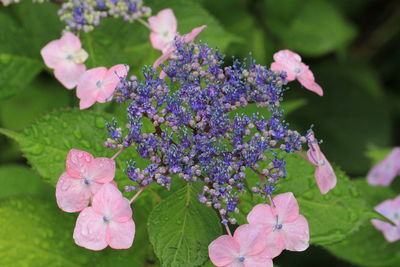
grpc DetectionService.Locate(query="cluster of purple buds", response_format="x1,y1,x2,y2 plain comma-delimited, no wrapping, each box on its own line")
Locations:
58,0,151,32
105,40,309,224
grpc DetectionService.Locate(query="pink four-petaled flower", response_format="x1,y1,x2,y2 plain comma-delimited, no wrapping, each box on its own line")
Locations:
76,64,129,109
56,149,115,212
73,183,136,250
148,8,206,70
208,224,274,267
149,8,178,53
247,192,310,257
306,131,337,194
371,195,400,242
41,31,88,89
270,50,323,96
367,148,400,186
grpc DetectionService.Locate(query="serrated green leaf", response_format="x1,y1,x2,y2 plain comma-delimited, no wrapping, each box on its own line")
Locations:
326,180,400,267
0,197,97,266
0,109,141,187
237,153,371,245
0,164,53,200
148,184,222,267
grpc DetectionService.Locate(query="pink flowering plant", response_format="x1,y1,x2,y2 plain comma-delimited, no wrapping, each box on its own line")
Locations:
1,0,400,267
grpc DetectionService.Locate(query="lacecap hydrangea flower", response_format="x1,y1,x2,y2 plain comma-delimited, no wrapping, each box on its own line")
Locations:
41,31,88,89
104,38,334,226
371,195,400,242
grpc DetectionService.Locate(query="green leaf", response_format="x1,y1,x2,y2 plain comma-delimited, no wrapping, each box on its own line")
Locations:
0,75,70,130
0,109,140,187
0,195,153,266
276,0,356,56
237,153,371,245
0,197,97,266
326,180,400,267
7,1,63,59
0,164,53,200
148,184,222,267
0,54,42,100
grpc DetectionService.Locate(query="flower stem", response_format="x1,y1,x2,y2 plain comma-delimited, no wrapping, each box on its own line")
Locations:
130,187,145,203
111,147,125,160
137,18,152,31
225,224,232,237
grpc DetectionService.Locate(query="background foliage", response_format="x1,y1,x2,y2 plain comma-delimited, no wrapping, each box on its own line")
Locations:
0,0,399,266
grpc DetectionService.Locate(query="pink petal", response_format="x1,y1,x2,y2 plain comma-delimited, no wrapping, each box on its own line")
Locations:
150,32,174,52
182,25,207,43
73,207,108,250
54,62,86,89
110,198,133,223
244,249,273,267
263,229,285,258
97,64,129,103
107,219,135,249
314,155,337,195
79,91,98,110
208,235,239,266
282,215,310,251
56,172,91,212
375,198,400,225
92,183,131,219
148,9,177,51
226,262,245,267
273,192,300,223
40,39,64,69
270,62,296,81
271,50,303,81
371,219,400,243
297,69,323,96
247,204,275,226
273,49,302,63
148,8,177,34
307,137,337,194
367,148,400,186
66,149,93,178
60,31,82,51
86,157,115,184
76,67,107,99
234,224,268,256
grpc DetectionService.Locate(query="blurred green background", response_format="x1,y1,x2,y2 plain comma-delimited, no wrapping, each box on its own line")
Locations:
0,0,399,266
